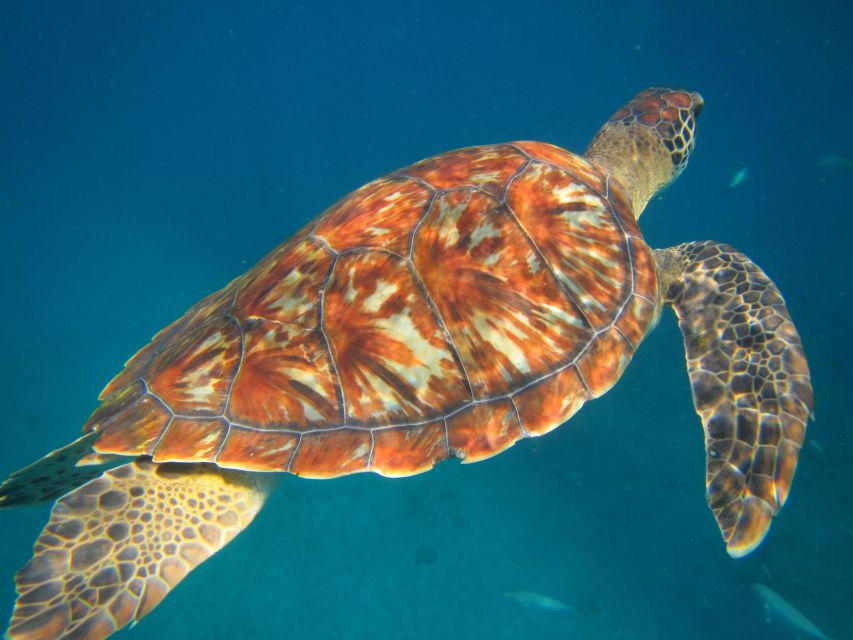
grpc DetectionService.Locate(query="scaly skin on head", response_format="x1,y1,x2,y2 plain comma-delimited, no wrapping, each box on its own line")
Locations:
585,87,703,218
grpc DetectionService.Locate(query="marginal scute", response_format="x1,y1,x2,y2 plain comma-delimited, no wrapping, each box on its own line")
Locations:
86,383,147,433
576,328,633,397
615,294,656,348
215,427,298,471
628,235,658,301
445,400,523,463
512,365,590,436
93,395,172,457
289,430,371,478
370,421,448,477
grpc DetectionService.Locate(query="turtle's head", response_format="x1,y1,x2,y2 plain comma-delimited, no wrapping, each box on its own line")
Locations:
585,87,703,219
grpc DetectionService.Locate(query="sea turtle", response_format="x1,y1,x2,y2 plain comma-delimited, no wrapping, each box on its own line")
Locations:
1,87,813,640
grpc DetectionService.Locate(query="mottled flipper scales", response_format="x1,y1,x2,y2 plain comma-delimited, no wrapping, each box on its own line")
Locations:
655,241,813,557
0,433,129,508
5,461,268,640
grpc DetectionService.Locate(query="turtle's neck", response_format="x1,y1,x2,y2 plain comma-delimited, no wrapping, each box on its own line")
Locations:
584,122,675,220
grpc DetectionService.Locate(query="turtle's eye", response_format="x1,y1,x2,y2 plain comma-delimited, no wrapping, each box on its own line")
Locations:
693,102,703,118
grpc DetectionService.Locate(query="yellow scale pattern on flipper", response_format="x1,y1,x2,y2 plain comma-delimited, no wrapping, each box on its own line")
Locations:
6,461,267,640
658,241,813,557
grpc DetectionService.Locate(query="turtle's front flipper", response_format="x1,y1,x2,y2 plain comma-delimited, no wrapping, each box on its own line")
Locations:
5,461,269,640
654,241,813,558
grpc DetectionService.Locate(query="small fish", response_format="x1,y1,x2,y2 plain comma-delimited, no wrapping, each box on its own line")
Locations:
504,590,571,611
817,154,853,171
752,583,833,639
724,166,749,190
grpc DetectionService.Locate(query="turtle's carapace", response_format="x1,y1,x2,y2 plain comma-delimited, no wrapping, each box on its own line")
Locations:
1,88,813,640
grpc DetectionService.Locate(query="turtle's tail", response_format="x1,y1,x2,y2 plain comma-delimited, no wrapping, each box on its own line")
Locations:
653,241,813,558
4,461,268,640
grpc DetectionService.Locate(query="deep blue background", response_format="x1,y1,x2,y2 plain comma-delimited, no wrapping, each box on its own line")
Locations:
1,2,851,638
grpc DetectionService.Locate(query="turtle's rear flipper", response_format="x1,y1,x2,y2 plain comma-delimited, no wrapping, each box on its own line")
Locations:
5,461,268,640
655,242,813,558
0,433,130,509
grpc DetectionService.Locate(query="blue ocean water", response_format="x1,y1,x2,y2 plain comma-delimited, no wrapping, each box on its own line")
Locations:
1,2,850,638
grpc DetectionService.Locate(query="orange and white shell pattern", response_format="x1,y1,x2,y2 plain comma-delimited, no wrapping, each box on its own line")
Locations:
86,142,658,478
